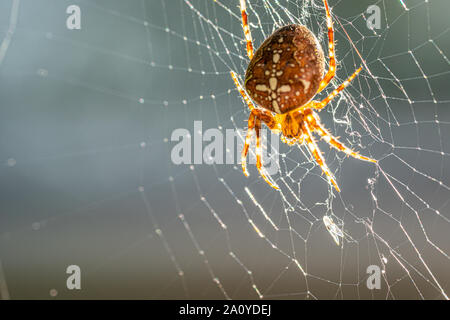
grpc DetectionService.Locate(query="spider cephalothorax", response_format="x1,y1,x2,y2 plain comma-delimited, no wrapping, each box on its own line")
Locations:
231,0,376,191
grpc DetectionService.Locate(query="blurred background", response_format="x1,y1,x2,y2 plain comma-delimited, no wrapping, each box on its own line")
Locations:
0,0,449,299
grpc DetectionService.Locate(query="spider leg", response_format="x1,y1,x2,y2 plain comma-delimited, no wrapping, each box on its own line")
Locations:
239,0,254,59
307,111,377,163
231,71,278,130
303,121,340,192
254,117,279,190
241,111,255,176
317,0,336,94
314,67,362,110
242,109,279,188
230,72,279,189
231,71,255,111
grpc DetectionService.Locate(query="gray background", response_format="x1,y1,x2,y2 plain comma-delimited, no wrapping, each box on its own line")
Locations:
0,0,449,299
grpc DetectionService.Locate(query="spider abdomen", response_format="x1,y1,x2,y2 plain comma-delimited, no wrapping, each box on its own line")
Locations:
244,24,325,114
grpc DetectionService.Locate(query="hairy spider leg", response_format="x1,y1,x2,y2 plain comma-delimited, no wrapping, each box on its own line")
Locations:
254,117,279,189
306,111,377,163
239,0,254,59
242,109,279,189
303,121,340,192
317,0,336,94
231,71,278,185
241,112,255,176
231,71,255,111
314,67,362,110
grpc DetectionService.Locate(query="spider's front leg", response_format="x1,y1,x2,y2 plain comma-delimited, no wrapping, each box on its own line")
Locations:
242,109,279,189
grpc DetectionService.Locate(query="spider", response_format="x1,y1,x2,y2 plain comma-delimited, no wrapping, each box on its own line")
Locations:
231,0,376,191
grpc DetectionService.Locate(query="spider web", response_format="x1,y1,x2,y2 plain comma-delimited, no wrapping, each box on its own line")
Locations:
0,0,449,300
164,0,450,299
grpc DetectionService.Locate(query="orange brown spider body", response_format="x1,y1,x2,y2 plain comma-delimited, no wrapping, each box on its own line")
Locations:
245,25,325,114
231,0,377,191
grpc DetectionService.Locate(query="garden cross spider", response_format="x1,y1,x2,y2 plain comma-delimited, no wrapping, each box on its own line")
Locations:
231,0,377,191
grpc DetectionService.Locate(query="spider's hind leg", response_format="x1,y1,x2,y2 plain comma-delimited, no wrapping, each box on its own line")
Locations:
231,71,255,111
317,0,336,94
315,67,362,110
